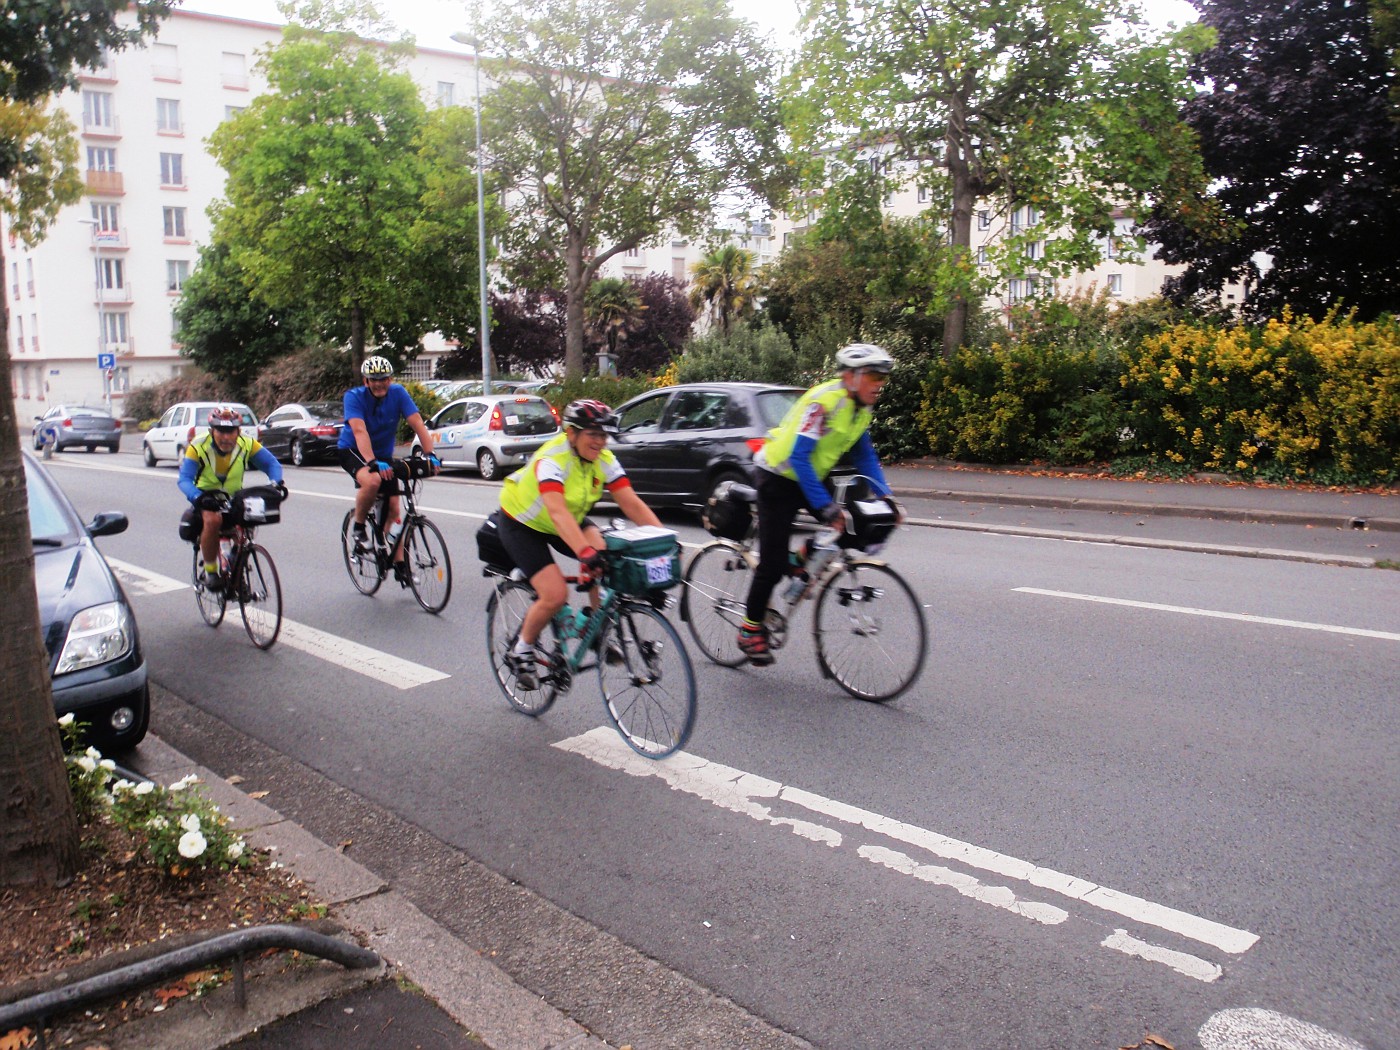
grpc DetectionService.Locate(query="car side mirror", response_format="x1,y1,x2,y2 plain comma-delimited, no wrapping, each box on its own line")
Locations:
87,511,129,538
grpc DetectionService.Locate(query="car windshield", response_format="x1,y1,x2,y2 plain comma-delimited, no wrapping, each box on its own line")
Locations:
307,402,342,418
25,459,77,544
755,390,801,428
194,405,256,427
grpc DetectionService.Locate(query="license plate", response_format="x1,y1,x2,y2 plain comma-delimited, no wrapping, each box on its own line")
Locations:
645,554,674,585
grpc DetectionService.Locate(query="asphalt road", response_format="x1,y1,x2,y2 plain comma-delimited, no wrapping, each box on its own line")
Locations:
45,447,1400,1050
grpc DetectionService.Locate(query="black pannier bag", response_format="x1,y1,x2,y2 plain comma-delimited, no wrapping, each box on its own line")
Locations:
228,485,283,526
476,510,515,571
178,505,199,542
702,479,755,541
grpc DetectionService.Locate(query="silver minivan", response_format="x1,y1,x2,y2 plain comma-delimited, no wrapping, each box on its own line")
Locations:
141,401,259,466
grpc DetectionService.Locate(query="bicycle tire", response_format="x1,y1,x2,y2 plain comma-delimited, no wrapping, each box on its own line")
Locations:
192,545,226,627
403,515,452,614
681,540,752,667
597,602,697,759
341,509,384,595
486,579,560,715
813,560,927,702
238,543,283,650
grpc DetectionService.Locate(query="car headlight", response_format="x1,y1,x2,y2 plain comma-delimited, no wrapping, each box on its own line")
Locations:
55,602,133,675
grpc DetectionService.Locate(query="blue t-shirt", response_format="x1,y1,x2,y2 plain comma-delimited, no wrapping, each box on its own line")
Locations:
338,383,420,461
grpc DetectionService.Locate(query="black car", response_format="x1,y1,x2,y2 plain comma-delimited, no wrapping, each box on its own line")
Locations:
258,401,346,466
32,404,123,454
608,383,806,513
26,450,149,753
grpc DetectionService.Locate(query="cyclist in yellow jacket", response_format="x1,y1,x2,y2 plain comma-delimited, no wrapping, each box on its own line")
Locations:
739,343,899,665
496,399,662,689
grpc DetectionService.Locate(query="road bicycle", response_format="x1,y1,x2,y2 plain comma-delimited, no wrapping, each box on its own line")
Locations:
339,452,452,614
190,486,285,650
483,524,697,759
681,477,927,702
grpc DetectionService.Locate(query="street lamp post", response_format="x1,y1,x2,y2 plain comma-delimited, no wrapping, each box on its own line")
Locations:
451,29,492,396
77,218,111,415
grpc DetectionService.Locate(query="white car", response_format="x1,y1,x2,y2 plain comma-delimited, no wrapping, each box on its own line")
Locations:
414,394,560,480
142,401,260,466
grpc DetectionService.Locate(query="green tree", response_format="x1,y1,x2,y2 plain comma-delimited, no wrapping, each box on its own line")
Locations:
173,239,319,396
688,244,757,337
478,0,791,379
0,0,172,890
787,0,1216,357
206,6,445,367
585,277,645,363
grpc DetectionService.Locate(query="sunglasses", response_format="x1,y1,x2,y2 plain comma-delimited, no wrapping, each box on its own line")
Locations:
212,425,240,433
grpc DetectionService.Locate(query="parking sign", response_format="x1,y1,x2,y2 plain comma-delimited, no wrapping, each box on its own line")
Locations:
97,352,116,370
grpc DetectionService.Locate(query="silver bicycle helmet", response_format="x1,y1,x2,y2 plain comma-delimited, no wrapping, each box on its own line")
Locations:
835,343,895,374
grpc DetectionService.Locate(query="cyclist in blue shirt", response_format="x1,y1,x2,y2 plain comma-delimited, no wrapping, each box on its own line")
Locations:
337,356,439,584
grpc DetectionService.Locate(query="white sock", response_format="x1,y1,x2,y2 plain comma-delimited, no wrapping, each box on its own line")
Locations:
512,639,534,657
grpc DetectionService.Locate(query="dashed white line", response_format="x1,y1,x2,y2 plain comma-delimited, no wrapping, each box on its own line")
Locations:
1015,587,1400,641
1101,929,1222,983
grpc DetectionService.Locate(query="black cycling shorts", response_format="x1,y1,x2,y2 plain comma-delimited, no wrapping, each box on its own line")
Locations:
339,448,401,494
497,510,597,580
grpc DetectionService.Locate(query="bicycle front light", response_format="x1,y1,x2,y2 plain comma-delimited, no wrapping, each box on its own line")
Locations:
55,602,134,674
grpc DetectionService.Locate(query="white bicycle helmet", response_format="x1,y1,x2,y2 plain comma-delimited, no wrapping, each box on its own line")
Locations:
361,355,395,378
835,343,895,373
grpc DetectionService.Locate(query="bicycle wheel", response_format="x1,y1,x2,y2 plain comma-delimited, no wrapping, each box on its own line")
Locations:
486,579,560,715
192,545,226,627
682,541,753,667
237,544,283,650
597,602,697,759
813,560,927,702
341,509,383,595
403,515,452,614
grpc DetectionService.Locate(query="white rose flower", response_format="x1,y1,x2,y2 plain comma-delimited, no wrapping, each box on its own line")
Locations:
85,746,102,760
112,779,135,794
170,774,200,792
177,830,208,859
148,816,169,830
179,813,201,833
58,713,75,727
100,759,116,771
226,841,245,860
134,781,156,796
76,756,97,773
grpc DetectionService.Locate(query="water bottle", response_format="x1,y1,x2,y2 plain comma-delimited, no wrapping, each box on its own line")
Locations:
386,517,404,549
803,528,841,580
218,537,233,574
781,552,809,603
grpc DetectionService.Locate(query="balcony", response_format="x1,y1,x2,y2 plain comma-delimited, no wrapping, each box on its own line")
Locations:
96,285,133,303
81,117,121,138
222,71,249,90
93,229,129,250
85,169,124,195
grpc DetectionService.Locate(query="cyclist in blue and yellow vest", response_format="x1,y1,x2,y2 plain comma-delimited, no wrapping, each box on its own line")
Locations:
495,399,662,690
740,343,900,665
177,405,285,592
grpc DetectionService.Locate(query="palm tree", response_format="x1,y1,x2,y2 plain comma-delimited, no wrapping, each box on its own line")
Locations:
688,245,757,337
584,278,645,370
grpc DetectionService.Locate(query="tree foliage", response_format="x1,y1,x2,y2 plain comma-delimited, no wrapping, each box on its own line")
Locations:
787,0,1215,356
206,9,463,366
1146,0,1400,320
478,0,791,379
622,273,696,376
688,244,756,337
0,0,171,889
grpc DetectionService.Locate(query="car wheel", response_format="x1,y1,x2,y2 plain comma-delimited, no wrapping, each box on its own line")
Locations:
142,442,156,467
701,469,749,519
290,438,305,467
32,433,42,451
108,442,120,453
477,449,500,481
86,445,96,453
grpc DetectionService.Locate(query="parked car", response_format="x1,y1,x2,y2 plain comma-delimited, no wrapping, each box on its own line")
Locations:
412,394,560,480
142,401,259,466
25,450,149,753
608,382,819,513
258,401,346,466
32,404,123,454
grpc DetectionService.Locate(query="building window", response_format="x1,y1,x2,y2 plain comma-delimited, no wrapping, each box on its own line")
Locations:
30,312,38,350
436,81,456,106
1007,277,1039,304
14,314,22,351
625,246,641,258
9,261,17,298
1107,273,1123,295
97,256,125,292
975,246,989,267
918,185,929,203
156,98,182,135
221,51,248,90
163,206,187,239
25,259,34,296
152,43,180,80
167,259,190,292
82,90,116,132
977,209,991,231
159,152,184,187
224,105,245,121
102,311,129,349
1026,239,1044,261
91,202,120,233
87,146,118,172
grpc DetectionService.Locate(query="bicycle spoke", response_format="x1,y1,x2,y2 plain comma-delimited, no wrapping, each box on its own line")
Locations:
341,509,384,596
487,579,559,715
239,544,283,650
404,516,452,613
192,545,226,627
682,541,752,667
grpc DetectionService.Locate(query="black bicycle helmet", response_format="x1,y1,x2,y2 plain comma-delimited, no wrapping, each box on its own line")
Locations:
563,399,617,433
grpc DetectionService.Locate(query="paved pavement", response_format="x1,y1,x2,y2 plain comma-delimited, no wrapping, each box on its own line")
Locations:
10,460,1397,1050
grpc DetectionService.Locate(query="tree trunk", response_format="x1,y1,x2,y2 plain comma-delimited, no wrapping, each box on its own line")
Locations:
563,236,588,380
0,239,81,889
350,303,366,369
942,87,973,360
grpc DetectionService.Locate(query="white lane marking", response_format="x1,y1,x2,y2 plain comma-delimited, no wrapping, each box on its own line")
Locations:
1015,587,1400,642
554,728,1258,956
860,845,1069,926
1101,929,1222,983
107,558,448,689
1200,1008,1368,1050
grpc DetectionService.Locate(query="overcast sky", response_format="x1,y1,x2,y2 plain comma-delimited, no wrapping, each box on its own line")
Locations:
182,0,1201,57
